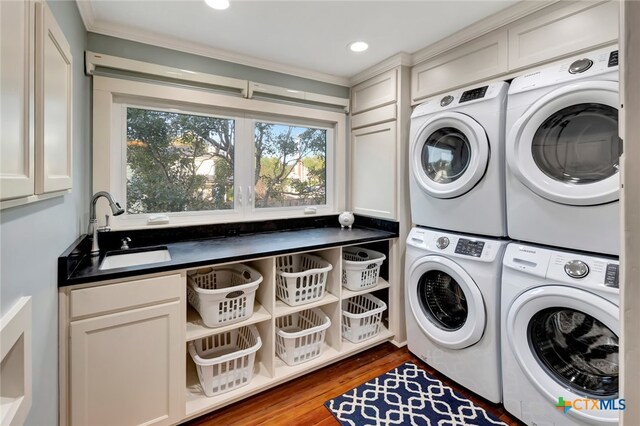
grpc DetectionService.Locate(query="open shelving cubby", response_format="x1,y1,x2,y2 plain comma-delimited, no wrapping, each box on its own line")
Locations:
183,240,395,420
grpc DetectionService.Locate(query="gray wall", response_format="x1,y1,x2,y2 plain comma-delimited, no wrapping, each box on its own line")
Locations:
87,32,350,98
0,1,90,424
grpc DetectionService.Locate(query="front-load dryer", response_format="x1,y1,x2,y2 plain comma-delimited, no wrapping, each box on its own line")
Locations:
405,226,509,403
506,46,621,255
502,243,620,425
409,82,509,237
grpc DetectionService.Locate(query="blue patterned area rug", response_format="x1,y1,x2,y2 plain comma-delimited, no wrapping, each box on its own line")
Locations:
325,362,507,426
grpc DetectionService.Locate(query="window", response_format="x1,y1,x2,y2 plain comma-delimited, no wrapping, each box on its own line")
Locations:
254,122,327,209
93,77,345,229
126,107,235,214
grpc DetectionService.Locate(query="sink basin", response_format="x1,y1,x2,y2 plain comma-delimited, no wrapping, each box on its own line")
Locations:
99,247,171,270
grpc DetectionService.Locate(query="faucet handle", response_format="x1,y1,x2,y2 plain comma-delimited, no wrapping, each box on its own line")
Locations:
120,237,131,250
99,214,111,232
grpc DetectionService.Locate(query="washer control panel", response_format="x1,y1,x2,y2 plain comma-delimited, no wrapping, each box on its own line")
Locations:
605,264,619,288
459,86,488,103
564,259,589,278
406,227,503,262
454,239,485,257
504,244,620,292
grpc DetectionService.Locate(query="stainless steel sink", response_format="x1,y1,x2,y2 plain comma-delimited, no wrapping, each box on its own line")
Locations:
99,247,171,270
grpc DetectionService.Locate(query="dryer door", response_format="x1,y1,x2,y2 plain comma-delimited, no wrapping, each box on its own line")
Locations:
411,112,489,199
507,81,621,206
407,255,485,349
506,285,619,424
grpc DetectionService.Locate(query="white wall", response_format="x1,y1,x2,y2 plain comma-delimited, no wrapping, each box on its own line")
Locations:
0,1,90,424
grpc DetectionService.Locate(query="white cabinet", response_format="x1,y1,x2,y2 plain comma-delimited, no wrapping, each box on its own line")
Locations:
0,1,72,207
410,0,619,103
0,0,35,200
411,30,508,103
508,1,618,71
351,69,397,114
351,122,397,220
63,274,185,426
35,1,72,194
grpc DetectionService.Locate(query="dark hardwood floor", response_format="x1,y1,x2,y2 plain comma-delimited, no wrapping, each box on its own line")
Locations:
184,342,524,426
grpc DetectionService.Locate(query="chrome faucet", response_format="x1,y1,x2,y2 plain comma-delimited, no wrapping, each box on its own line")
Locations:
88,191,125,255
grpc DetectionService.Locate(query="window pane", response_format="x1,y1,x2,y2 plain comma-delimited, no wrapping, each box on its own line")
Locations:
254,122,327,209
126,107,234,214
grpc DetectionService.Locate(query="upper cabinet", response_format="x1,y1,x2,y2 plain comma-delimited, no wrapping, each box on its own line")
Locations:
1,1,73,207
1,0,35,200
351,69,398,114
411,0,619,103
411,30,508,105
507,1,618,71
35,2,73,194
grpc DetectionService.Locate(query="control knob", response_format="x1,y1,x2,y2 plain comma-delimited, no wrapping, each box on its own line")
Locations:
440,95,454,107
564,260,589,279
569,58,593,74
436,236,450,249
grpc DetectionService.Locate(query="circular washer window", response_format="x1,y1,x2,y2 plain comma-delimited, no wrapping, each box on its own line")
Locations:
529,307,619,398
417,269,468,330
421,127,471,184
532,103,622,185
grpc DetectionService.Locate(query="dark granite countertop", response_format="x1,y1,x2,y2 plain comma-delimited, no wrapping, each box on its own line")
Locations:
58,216,398,287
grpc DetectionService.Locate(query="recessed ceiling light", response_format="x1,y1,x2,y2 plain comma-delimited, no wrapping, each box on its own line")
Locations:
349,41,369,53
205,0,229,10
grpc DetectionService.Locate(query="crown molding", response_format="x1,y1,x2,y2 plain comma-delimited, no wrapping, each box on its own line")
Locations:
349,52,412,86
84,20,351,87
75,0,95,30
411,0,559,66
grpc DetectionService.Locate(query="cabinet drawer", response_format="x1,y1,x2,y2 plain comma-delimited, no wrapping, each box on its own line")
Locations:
411,30,507,103
351,104,396,129
508,1,618,71
70,274,182,319
351,69,397,114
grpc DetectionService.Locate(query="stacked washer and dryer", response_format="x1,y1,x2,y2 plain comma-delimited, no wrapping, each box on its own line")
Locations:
405,45,622,426
405,81,510,404
501,46,621,426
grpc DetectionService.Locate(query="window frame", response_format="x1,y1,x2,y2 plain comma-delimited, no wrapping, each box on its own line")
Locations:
93,76,346,230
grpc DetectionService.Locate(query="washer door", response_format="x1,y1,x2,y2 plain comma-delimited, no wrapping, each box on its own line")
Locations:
507,81,621,206
507,285,619,424
411,112,489,199
407,256,486,349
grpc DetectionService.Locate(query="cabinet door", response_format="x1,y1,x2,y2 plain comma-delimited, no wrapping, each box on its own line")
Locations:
0,0,34,200
351,69,397,114
411,30,507,103
508,1,618,71
351,122,396,220
69,301,183,426
35,2,72,194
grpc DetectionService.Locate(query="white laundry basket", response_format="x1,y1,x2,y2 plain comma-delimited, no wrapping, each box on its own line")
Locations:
188,325,262,397
342,247,386,291
275,254,333,306
342,294,387,343
275,308,331,366
187,265,262,327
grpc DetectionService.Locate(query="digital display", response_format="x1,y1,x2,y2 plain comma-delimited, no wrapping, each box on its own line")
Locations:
460,86,488,103
454,239,485,257
604,263,619,288
608,51,618,68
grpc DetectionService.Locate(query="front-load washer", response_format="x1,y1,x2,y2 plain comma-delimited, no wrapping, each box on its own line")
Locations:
405,226,509,403
409,81,508,237
502,243,620,425
506,46,621,255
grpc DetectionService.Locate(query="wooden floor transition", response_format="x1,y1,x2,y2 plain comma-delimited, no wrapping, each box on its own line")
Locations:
184,342,523,426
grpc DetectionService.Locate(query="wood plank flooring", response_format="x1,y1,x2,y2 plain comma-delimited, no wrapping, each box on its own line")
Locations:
183,342,524,426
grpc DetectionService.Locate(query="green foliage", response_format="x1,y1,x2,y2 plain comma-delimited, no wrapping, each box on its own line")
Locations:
254,123,326,208
126,108,234,214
